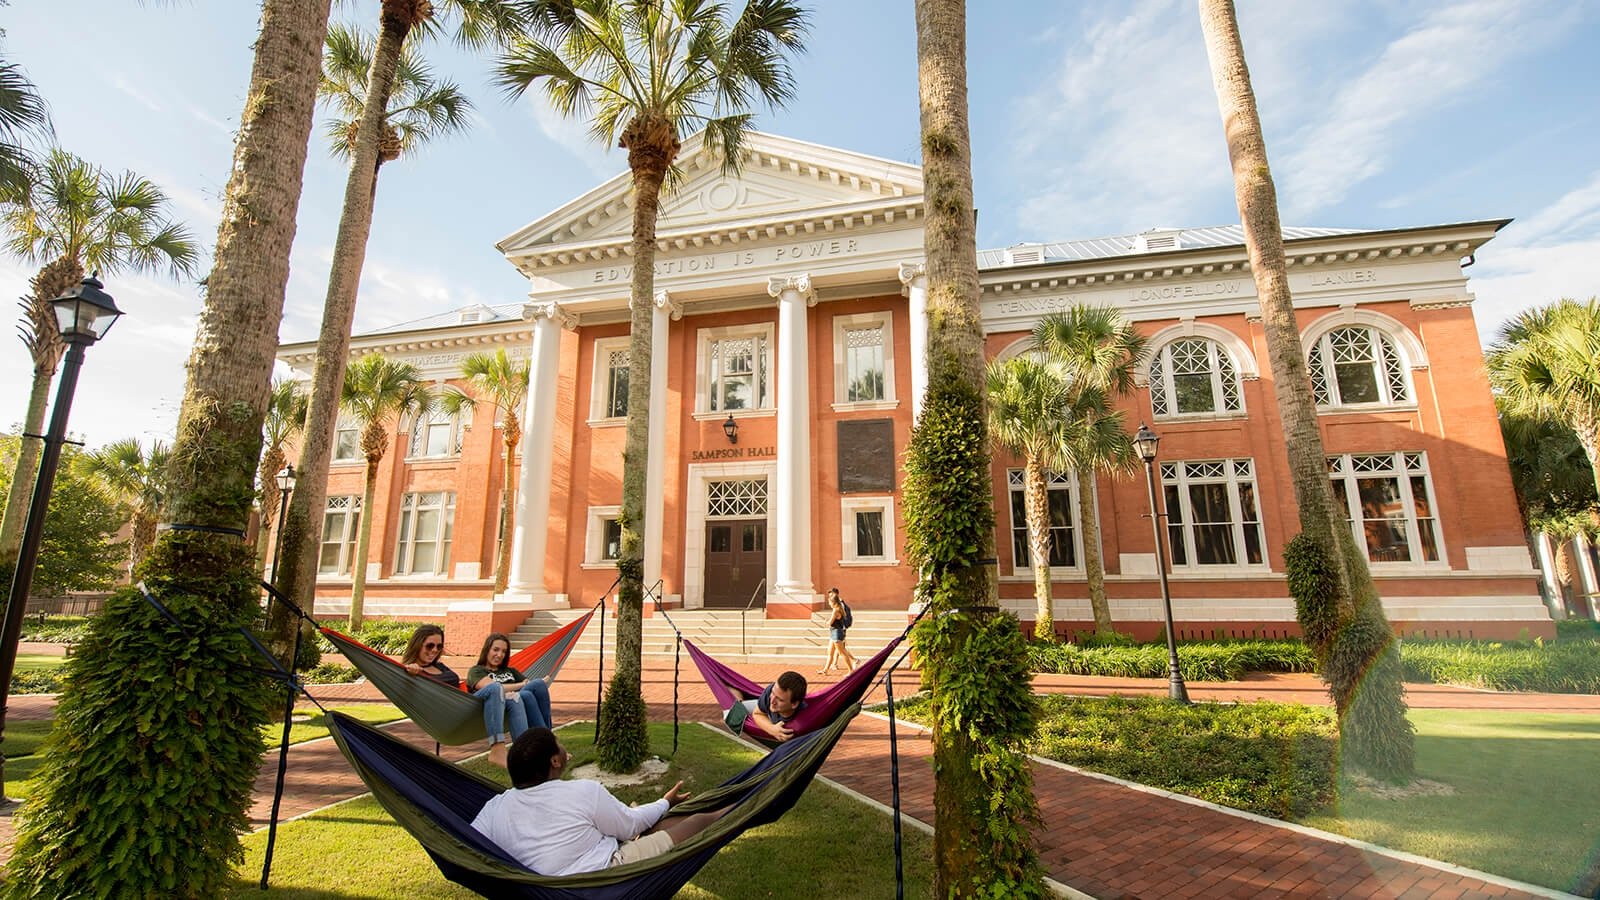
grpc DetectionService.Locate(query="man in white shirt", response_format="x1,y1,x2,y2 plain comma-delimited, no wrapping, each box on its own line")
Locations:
471,727,724,875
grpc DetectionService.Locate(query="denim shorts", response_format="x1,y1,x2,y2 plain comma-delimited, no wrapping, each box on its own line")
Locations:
830,626,845,642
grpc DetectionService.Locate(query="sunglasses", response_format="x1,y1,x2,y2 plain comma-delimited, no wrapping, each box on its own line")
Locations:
422,641,442,651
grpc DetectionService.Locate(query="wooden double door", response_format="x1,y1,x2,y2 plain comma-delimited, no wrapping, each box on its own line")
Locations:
703,518,766,608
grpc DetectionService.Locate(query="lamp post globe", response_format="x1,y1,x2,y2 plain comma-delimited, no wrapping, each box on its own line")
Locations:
1135,422,1189,703
722,413,738,445
0,275,123,799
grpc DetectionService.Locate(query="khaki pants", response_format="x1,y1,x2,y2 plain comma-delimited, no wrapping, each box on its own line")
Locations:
610,829,674,867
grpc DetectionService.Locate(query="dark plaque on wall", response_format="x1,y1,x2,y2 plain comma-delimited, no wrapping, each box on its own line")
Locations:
838,419,895,493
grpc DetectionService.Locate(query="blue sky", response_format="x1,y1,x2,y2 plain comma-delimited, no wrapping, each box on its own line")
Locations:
2,0,1598,448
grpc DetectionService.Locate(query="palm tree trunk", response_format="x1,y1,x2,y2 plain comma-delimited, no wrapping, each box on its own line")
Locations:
348,455,381,630
1200,0,1412,779
255,444,286,572
1024,460,1053,640
270,10,409,664
494,428,518,593
1077,467,1113,634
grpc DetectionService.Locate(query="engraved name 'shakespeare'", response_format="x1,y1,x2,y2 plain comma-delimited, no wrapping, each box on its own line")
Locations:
592,239,860,283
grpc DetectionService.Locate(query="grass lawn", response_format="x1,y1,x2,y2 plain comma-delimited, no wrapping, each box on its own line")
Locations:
1302,709,1600,893
267,705,405,746
227,721,935,899
13,654,65,670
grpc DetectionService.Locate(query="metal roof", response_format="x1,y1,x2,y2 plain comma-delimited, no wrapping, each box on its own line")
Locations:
976,225,1359,270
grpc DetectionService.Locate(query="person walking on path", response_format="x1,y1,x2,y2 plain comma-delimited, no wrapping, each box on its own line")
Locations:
818,588,858,675
467,632,554,767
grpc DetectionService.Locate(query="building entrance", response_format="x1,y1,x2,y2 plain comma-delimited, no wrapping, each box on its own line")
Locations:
704,518,766,608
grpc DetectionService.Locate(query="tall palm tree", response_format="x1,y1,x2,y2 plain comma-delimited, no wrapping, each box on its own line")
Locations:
75,437,170,576
255,378,308,570
340,353,433,628
986,353,1072,640
0,150,198,591
910,0,1043,894
0,47,51,200
1033,306,1146,636
4,2,335,894
274,8,499,665
437,348,529,592
1199,0,1412,779
496,0,809,772
1487,299,1600,502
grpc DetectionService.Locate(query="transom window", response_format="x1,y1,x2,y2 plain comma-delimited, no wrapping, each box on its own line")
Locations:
408,407,468,458
1006,468,1080,571
1160,458,1265,567
707,479,767,518
1328,452,1441,564
1149,337,1243,417
318,495,361,575
394,491,455,575
1309,326,1410,407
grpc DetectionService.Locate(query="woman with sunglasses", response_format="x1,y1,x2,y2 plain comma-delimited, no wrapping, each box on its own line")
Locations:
400,624,460,687
468,632,554,766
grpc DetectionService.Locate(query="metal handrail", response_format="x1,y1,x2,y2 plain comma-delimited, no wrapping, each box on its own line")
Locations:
739,578,767,656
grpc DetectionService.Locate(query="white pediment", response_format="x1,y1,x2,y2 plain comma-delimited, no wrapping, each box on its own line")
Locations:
498,131,923,257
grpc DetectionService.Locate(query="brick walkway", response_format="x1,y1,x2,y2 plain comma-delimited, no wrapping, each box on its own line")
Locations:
4,666,1592,897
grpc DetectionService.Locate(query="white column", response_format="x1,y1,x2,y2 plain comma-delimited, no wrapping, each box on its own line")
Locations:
644,290,680,599
502,301,576,604
769,273,816,608
1535,531,1567,620
899,262,929,419
1578,534,1600,622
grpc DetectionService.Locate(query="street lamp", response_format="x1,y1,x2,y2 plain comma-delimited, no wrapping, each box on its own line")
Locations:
0,275,123,798
1135,422,1189,703
269,465,296,584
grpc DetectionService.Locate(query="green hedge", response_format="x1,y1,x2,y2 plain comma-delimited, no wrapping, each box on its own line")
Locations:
1400,639,1600,693
314,618,436,656
19,615,92,645
1029,639,1316,681
11,669,66,694
302,663,361,684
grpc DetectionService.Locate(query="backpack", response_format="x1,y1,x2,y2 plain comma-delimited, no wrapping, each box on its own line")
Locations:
839,601,853,630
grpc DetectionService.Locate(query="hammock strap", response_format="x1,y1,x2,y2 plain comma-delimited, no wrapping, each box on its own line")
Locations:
648,579,681,757
886,664,904,900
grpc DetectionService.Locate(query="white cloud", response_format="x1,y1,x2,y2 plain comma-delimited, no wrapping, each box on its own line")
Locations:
108,74,164,113
1471,173,1600,343
1278,0,1574,218
522,93,620,180
1506,170,1600,246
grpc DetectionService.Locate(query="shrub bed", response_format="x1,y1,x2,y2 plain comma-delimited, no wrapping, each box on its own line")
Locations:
11,670,66,694
313,618,434,656
1030,639,1316,681
302,663,361,684
19,615,91,645
1400,638,1600,693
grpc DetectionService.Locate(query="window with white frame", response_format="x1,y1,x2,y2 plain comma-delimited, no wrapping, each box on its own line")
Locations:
318,495,361,575
333,419,362,463
1006,469,1080,571
698,325,773,413
1149,337,1243,417
1308,325,1411,408
840,496,896,564
1328,452,1442,564
408,406,468,458
394,491,455,575
832,312,896,406
1160,458,1265,567
584,505,623,564
590,337,630,421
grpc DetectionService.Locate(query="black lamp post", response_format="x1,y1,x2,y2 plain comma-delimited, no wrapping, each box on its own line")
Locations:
269,465,296,584
722,413,738,445
0,275,123,798
1134,422,1189,703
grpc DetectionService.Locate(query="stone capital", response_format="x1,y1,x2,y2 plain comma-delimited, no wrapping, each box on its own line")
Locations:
897,262,927,295
652,289,683,320
766,273,816,307
522,300,579,330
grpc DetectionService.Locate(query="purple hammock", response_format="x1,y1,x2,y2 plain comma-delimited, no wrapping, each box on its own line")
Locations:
684,633,906,747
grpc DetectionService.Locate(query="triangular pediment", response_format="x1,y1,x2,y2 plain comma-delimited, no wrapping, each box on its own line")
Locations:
498,131,923,257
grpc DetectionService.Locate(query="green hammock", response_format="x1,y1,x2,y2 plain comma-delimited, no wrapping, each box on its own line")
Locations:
321,611,591,746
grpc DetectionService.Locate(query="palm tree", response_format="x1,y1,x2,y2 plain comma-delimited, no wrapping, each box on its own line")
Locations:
0,47,51,200
909,0,1043,894
341,353,433,628
1487,299,1600,502
1033,307,1146,636
986,353,1072,640
4,2,335,893
496,0,809,772
255,378,308,570
76,437,170,576
0,149,198,592
1199,0,1412,779
437,348,529,592
274,9,498,665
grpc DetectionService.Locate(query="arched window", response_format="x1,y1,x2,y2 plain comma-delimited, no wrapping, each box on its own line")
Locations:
1308,325,1410,407
408,406,470,458
1149,337,1243,417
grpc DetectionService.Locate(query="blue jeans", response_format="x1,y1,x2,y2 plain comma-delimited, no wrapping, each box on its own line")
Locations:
475,679,553,744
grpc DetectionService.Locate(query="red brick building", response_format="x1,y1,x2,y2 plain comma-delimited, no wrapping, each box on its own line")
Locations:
276,133,1551,645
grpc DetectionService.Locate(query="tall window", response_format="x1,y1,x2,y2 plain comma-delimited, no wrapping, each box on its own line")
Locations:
1160,459,1264,567
844,325,885,401
840,496,896,565
395,491,455,575
1006,469,1079,570
1329,452,1442,564
333,419,362,462
1309,326,1410,407
409,407,467,458
604,347,629,418
1149,337,1243,417
318,496,361,575
708,333,769,411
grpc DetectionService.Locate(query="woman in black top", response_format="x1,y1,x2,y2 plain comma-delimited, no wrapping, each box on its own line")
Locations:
400,624,460,688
